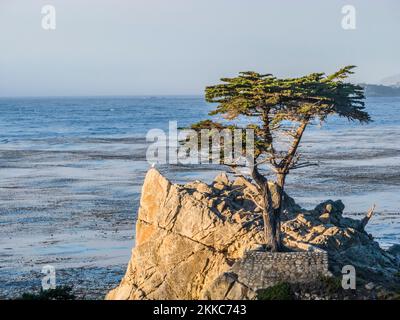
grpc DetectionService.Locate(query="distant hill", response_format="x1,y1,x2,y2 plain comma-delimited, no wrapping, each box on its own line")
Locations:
360,84,400,97
381,74,400,87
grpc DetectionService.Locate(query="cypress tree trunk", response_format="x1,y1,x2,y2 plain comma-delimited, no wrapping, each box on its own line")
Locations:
261,212,280,252
273,173,286,250
261,182,281,252
251,166,282,252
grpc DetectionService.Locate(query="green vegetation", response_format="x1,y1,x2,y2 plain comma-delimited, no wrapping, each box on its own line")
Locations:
257,282,292,300
17,285,76,300
318,275,342,294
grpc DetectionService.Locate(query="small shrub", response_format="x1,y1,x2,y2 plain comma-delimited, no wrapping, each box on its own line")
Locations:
318,275,342,294
18,285,76,300
257,282,292,300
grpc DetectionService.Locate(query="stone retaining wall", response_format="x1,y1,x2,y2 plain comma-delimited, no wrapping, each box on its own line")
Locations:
231,251,330,290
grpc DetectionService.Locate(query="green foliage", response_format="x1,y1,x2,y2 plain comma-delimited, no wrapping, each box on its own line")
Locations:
191,66,370,168
318,275,342,294
257,282,293,300
190,120,227,131
205,66,368,123
17,285,76,300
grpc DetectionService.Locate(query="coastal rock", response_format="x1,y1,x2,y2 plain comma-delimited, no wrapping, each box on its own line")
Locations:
387,244,400,257
201,272,256,300
106,169,400,300
106,169,264,300
282,206,399,287
213,172,230,186
387,244,400,266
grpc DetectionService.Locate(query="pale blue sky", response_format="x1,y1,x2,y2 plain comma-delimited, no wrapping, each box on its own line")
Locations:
0,0,399,96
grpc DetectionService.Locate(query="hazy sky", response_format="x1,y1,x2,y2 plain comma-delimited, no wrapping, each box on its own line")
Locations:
0,0,399,96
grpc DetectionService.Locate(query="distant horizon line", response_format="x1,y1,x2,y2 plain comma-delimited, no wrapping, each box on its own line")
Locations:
0,94,205,99
1,83,396,99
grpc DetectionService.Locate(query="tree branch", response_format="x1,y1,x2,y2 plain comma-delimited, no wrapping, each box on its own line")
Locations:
250,165,268,191
255,157,279,172
246,192,264,210
358,204,376,231
261,108,278,167
290,161,319,170
280,119,309,172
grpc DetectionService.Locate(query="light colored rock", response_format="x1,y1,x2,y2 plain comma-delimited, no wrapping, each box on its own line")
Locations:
106,169,264,300
201,272,256,300
107,169,400,300
214,172,230,185
319,213,330,224
191,181,213,194
216,200,227,213
282,210,399,286
213,182,226,191
232,176,251,188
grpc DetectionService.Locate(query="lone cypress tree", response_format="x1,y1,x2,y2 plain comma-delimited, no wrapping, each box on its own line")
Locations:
189,66,371,252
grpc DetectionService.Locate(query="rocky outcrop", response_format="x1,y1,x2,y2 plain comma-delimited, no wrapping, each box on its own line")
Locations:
106,169,400,300
106,169,264,300
282,200,399,287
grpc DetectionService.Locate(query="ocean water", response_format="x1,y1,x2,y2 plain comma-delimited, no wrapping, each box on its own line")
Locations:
0,96,399,298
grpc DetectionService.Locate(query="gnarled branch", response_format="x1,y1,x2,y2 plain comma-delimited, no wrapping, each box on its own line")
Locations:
290,161,319,170
358,204,376,231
